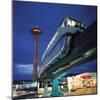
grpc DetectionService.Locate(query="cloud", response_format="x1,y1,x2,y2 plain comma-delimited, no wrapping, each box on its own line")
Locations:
14,63,33,74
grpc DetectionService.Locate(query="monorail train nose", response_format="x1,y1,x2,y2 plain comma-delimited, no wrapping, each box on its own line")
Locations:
63,17,86,32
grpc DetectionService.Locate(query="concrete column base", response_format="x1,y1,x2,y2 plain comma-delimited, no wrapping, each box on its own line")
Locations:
51,78,63,97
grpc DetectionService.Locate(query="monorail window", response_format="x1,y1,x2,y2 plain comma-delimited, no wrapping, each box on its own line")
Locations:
42,36,67,66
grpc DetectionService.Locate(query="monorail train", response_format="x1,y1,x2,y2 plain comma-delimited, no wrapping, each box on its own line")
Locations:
41,17,85,70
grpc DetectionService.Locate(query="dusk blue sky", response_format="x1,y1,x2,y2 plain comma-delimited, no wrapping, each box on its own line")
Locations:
13,1,97,80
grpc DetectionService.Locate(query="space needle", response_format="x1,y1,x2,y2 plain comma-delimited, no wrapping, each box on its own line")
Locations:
32,26,41,83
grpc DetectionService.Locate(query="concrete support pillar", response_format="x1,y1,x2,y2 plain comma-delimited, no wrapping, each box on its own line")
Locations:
51,78,63,96
44,82,48,96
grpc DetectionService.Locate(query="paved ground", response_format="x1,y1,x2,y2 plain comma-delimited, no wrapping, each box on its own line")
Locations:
13,87,97,99
64,87,97,96
38,87,97,97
